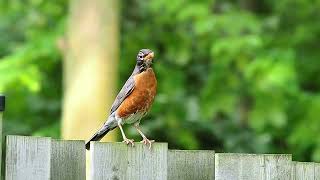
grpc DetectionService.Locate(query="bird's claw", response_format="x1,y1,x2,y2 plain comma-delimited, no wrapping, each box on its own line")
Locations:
140,138,155,149
123,138,135,147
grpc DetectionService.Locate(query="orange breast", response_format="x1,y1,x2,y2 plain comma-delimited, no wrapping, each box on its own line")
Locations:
116,68,157,119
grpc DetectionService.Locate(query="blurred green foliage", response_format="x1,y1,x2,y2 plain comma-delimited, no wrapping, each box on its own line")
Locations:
0,0,65,137
1,0,320,162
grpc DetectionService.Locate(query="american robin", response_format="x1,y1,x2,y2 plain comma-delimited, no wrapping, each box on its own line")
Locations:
85,49,157,150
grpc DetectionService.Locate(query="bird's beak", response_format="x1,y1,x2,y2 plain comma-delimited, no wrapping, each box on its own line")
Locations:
144,52,154,61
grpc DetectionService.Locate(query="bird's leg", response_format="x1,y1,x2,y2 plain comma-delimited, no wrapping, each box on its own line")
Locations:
134,124,154,149
118,122,134,147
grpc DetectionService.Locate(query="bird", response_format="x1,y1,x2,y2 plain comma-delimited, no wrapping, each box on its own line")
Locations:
85,49,157,150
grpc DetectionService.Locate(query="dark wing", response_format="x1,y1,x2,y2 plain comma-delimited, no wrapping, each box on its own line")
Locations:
109,76,135,114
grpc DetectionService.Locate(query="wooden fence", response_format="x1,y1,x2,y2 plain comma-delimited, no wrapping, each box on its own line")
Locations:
1,95,320,180
1,135,319,180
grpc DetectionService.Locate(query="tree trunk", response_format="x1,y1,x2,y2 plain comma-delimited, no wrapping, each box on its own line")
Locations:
62,0,118,142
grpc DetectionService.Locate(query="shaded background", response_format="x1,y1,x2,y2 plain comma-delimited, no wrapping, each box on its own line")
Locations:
1,0,320,163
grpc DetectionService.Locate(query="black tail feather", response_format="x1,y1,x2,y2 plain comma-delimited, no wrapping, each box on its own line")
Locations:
85,125,111,150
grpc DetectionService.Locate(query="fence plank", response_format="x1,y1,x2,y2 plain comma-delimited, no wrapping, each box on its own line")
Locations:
0,95,4,178
168,150,215,180
315,163,320,180
293,162,319,180
0,112,2,178
5,135,51,180
51,140,86,180
215,153,292,180
215,154,264,180
91,142,168,180
264,154,292,179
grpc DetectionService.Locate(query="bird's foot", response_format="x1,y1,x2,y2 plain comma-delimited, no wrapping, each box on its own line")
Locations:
123,138,135,147
140,138,155,149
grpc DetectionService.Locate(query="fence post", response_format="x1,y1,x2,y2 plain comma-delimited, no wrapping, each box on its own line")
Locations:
215,153,292,180
51,140,86,180
168,150,215,180
0,95,5,177
90,142,168,180
5,135,51,180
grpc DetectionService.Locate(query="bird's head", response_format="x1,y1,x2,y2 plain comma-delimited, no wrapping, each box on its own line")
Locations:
136,49,154,71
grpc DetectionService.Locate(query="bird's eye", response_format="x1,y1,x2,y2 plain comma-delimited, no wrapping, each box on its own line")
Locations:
139,55,143,59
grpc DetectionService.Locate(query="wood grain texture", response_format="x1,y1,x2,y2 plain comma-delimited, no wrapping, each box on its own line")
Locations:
264,154,292,180
215,153,292,180
292,162,320,180
51,140,86,180
315,163,320,180
5,135,51,180
0,113,3,177
168,150,215,180
90,142,168,180
215,153,264,180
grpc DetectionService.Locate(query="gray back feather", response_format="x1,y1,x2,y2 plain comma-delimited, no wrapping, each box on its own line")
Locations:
109,66,140,114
